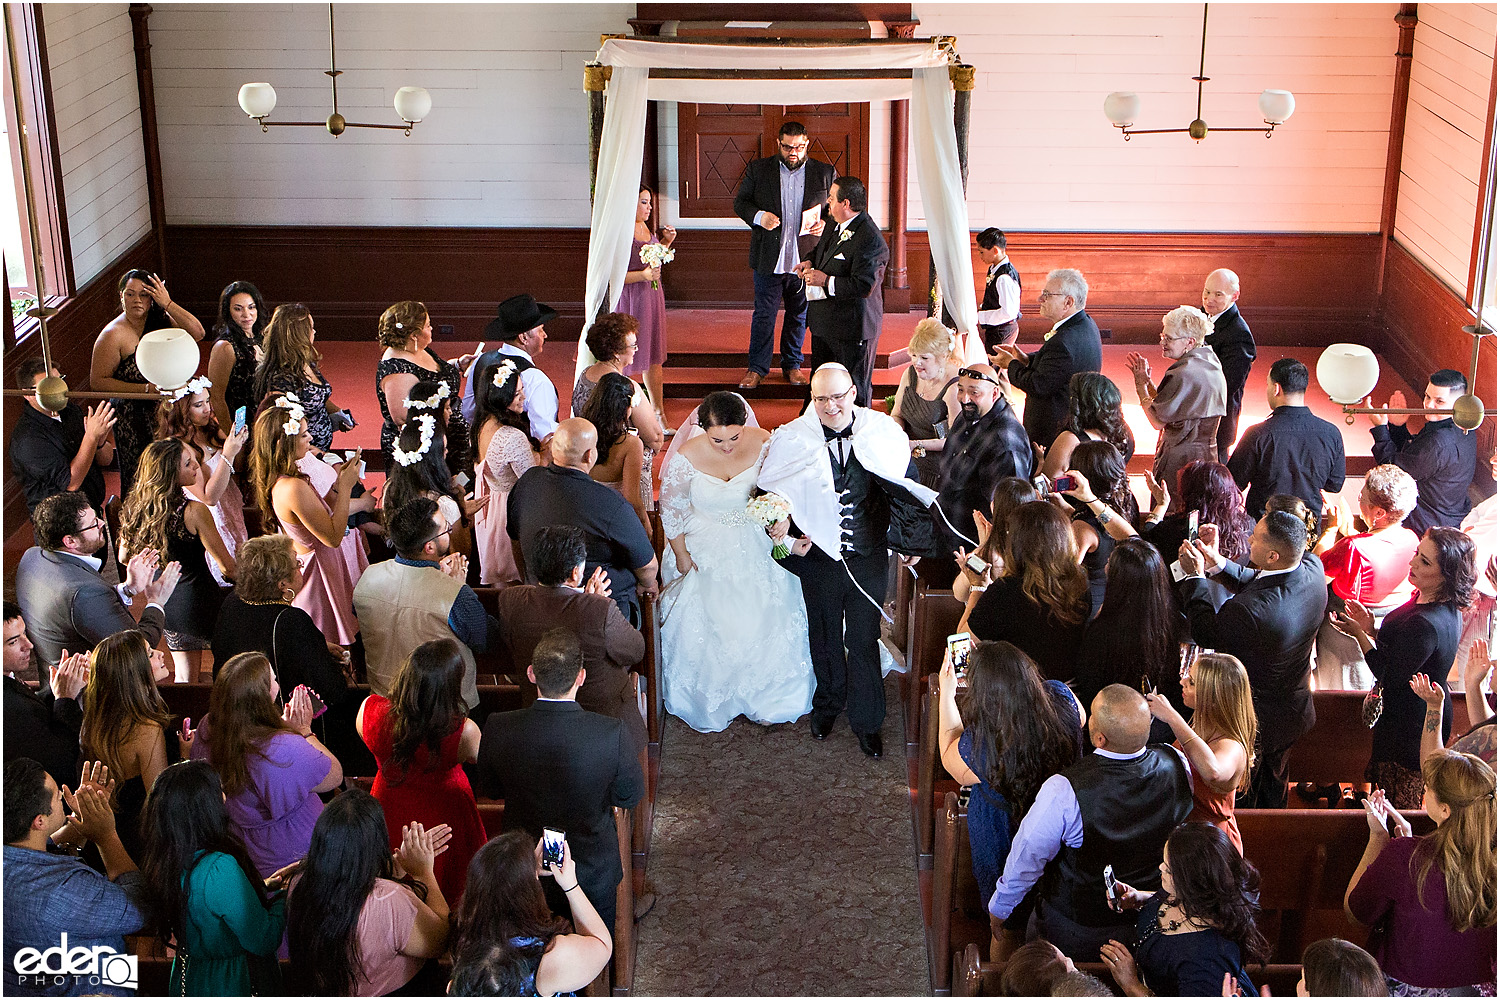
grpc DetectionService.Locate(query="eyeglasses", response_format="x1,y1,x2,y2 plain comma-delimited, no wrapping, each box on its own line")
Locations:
419,525,452,549
73,518,103,534
811,387,856,406
957,368,1001,386
1038,290,1070,301
779,141,810,153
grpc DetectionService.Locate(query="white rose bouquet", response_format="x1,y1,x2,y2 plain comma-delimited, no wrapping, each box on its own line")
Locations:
746,492,794,559
640,243,675,289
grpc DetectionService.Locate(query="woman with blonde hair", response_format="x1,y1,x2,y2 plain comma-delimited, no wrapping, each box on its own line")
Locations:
964,501,1089,681
1346,749,1497,994
157,378,251,588
120,438,234,679
375,299,476,477
252,304,352,453
81,630,174,859
249,395,363,645
1127,305,1227,500
891,317,962,487
1147,653,1257,853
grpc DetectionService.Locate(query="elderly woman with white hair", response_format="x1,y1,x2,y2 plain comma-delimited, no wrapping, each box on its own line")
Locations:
1127,306,1227,499
1313,463,1423,689
891,317,962,487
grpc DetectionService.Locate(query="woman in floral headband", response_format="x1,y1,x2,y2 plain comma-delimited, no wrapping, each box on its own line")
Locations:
375,300,477,477
157,375,251,587
381,409,481,580
249,394,364,646
472,357,538,584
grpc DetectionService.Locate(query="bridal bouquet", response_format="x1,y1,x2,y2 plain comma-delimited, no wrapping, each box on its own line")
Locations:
746,492,794,559
640,242,675,289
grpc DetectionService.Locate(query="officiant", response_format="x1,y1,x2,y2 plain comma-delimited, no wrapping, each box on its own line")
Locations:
759,364,935,759
733,120,835,390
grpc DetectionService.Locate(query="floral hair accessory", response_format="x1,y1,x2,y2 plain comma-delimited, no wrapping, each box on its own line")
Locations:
392,414,436,467
491,359,519,389
272,393,306,436
168,375,212,402
405,382,451,412
395,321,404,330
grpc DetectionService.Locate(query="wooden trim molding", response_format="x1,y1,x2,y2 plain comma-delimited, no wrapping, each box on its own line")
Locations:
164,224,1382,348
128,4,169,276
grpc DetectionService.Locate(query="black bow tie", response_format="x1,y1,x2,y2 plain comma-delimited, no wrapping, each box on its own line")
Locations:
823,425,853,441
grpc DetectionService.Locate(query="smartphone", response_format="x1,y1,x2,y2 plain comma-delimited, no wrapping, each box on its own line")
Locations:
454,471,471,490
1104,863,1119,910
1031,474,1052,496
1053,475,1077,494
541,827,566,868
296,684,327,719
947,632,973,681
232,406,247,434
965,553,988,576
181,716,192,739
1187,510,1201,543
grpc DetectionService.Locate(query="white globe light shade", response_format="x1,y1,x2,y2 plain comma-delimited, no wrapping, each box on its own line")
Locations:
394,87,432,123
1259,89,1295,124
1104,92,1140,126
135,329,201,390
238,82,277,118
1316,343,1380,405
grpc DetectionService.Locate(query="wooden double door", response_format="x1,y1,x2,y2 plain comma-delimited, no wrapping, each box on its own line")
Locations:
678,102,870,218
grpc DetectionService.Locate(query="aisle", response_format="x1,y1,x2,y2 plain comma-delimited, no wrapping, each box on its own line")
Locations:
633,673,926,996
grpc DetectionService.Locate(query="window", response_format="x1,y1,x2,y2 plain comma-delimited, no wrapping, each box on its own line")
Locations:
3,4,70,346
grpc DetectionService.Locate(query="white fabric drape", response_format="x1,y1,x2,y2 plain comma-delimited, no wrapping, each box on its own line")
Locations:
911,66,982,363
577,39,978,380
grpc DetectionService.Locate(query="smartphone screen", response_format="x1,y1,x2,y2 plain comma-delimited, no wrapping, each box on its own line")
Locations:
541,827,566,867
947,632,972,681
1053,475,1077,494
965,553,988,575
1104,864,1118,908
232,406,247,434
1187,510,1201,542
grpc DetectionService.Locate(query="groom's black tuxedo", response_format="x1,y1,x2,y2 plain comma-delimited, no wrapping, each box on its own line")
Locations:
806,212,889,406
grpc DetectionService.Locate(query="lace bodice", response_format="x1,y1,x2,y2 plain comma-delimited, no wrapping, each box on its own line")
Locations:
659,448,764,536
480,424,536,493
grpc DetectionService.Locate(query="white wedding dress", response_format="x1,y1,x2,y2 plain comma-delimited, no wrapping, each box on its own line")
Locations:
658,444,816,733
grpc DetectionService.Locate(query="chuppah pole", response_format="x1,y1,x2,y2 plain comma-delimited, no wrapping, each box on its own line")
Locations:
584,63,610,204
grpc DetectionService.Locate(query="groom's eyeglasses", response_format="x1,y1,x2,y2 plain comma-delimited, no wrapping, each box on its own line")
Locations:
811,387,856,406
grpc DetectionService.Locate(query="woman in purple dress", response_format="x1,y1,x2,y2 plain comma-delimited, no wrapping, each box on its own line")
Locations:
617,185,676,427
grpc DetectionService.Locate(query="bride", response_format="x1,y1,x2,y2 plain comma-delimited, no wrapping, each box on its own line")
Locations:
659,391,816,732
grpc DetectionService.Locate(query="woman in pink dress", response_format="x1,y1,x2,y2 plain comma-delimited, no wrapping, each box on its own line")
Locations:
472,358,538,585
157,377,251,589
616,185,675,426
249,393,364,646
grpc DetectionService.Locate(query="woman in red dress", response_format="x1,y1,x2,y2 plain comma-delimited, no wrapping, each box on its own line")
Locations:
358,638,485,903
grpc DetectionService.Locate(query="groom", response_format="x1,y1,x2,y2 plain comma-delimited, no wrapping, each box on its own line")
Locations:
758,364,935,758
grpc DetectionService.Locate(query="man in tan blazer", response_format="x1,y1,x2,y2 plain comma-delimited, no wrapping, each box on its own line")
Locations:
494,525,647,755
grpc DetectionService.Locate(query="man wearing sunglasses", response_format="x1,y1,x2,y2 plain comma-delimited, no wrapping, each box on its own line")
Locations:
937,365,1033,551
733,121,836,390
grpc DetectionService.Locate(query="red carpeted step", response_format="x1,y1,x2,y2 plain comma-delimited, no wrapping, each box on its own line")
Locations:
660,366,904,400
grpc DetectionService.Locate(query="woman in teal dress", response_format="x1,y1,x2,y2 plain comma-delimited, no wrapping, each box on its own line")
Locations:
140,760,287,996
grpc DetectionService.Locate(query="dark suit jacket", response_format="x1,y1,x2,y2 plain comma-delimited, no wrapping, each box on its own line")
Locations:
493,584,647,755
475,701,645,911
3,675,82,787
1179,552,1327,750
733,155,836,274
1006,310,1103,448
14,547,166,668
806,213,890,346
1206,304,1256,392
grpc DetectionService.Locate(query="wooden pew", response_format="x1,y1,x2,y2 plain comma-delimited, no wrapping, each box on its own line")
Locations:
917,673,959,858
1288,690,1472,789
950,943,1307,997
158,683,524,729
930,791,990,995
904,579,963,746
890,560,915,657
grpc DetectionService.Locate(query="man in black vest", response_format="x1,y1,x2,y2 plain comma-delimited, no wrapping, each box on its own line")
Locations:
733,121,836,389
1202,268,1257,463
992,268,1103,450
795,176,890,407
975,228,1021,350
988,684,1192,961
1178,509,1329,807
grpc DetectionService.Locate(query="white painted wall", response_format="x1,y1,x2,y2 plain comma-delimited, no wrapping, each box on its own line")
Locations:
149,3,631,226
45,3,151,285
1392,3,1496,296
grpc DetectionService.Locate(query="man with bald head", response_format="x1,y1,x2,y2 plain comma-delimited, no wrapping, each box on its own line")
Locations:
1202,268,1256,462
988,682,1192,961
937,364,1032,551
508,417,659,626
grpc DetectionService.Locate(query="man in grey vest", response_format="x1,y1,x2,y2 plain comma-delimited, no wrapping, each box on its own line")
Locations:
353,497,498,713
987,684,1193,961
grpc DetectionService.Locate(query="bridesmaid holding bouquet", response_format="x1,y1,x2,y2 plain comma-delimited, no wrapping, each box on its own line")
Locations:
618,185,676,430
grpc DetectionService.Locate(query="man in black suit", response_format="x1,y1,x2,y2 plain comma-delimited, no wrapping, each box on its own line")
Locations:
474,627,646,931
1202,268,1257,462
2,604,85,787
992,268,1102,450
733,121,836,389
794,176,890,407
1177,509,1328,808
13,491,178,670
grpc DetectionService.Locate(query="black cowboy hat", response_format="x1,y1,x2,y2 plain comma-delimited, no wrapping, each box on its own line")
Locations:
483,293,558,341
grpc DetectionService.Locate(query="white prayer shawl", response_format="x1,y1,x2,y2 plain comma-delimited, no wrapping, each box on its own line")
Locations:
758,405,938,562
